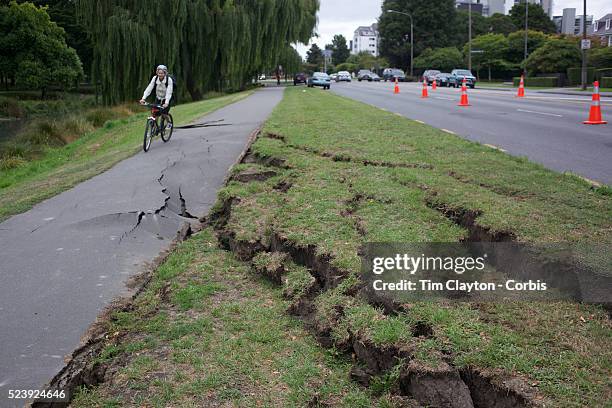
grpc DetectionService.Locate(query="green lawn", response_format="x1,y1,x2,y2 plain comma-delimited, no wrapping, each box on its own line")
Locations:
71,229,406,408
211,87,611,407
68,87,610,407
0,92,251,222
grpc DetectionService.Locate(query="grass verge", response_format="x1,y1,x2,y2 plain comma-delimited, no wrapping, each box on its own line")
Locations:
0,92,251,222
209,86,611,407
70,228,407,407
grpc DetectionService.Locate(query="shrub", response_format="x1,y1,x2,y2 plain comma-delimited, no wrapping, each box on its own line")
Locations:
524,38,581,75
0,155,26,170
595,68,612,81
0,97,25,118
589,47,612,68
85,106,132,127
601,77,612,88
0,142,28,158
567,67,595,86
62,117,94,143
513,77,559,87
414,47,464,72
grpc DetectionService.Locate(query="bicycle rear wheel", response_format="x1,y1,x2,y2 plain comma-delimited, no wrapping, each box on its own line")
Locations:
161,114,173,142
143,119,155,152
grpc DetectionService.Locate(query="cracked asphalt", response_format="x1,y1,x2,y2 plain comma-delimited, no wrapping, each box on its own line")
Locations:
0,87,283,404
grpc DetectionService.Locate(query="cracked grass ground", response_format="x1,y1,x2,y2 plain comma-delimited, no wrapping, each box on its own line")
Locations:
71,229,404,408
214,87,611,407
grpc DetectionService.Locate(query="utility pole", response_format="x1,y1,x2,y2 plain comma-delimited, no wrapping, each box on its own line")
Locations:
388,10,414,77
468,0,472,71
581,0,587,90
523,0,528,76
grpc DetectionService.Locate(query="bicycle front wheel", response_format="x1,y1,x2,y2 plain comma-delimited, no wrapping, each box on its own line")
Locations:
143,119,155,152
161,114,173,142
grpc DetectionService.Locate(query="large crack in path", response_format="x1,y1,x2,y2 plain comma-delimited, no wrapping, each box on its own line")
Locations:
0,87,284,407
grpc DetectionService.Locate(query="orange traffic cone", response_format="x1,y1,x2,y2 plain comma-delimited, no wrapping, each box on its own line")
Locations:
421,78,428,98
458,78,470,106
432,79,437,90
517,75,525,98
394,77,400,94
583,81,607,125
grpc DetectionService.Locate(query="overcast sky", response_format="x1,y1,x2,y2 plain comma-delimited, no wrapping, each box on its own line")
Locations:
295,0,610,57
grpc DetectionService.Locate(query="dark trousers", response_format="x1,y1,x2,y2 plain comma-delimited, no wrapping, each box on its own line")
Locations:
155,98,171,114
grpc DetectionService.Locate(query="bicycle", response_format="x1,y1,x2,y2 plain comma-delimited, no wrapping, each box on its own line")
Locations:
141,102,173,152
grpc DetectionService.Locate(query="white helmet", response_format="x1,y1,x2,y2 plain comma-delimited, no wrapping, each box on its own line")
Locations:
156,64,168,73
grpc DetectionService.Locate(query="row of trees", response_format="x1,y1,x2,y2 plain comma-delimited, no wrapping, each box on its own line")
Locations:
377,0,560,74
0,1,83,96
413,30,612,81
1,0,318,103
75,0,318,104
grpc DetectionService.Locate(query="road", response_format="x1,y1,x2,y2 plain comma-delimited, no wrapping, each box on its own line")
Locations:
330,81,611,185
0,87,283,406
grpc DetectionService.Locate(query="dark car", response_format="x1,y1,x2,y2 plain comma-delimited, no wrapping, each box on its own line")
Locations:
422,70,441,85
434,73,452,87
382,68,406,82
293,72,307,86
357,70,380,82
450,69,476,88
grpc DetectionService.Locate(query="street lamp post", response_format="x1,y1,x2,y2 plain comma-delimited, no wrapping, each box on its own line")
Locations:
388,9,414,78
468,0,472,71
523,0,528,76
581,0,587,90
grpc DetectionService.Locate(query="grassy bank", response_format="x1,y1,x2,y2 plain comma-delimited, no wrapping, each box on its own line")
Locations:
71,229,405,407
0,92,251,222
210,87,611,407
65,87,610,407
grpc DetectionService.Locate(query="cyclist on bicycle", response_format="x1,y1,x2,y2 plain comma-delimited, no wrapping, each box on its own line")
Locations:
139,64,173,116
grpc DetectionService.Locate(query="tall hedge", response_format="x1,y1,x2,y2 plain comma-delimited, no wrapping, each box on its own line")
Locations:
76,0,318,104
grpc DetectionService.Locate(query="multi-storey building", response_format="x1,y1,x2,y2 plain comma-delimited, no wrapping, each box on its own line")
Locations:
351,24,379,56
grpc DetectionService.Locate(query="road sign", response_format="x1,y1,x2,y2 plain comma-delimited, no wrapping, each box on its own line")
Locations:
323,49,333,58
581,39,591,50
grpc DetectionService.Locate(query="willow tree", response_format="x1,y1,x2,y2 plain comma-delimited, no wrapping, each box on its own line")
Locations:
75,0,318,104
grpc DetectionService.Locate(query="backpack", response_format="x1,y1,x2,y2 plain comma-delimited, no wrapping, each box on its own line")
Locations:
152,74,177,106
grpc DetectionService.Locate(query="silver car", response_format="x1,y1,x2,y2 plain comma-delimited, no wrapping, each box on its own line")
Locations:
336,71,352,82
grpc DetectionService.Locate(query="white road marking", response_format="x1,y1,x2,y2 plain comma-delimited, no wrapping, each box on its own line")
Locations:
435,97,455,101
441,129,456,135
517,108,562,117
483,143,507,152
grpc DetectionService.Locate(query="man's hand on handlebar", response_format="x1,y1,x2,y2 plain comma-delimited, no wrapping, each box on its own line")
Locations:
139,99,146,105
162,103,169,109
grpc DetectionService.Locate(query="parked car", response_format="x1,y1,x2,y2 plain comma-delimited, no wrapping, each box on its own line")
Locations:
434,73,453,87
307,72,331,89
450,69,476,88
382,68,406,82
259,74,266,80
357,70,380,82
293,72,307,86
330,73,338,81
336,71,352,82
422,69,441,85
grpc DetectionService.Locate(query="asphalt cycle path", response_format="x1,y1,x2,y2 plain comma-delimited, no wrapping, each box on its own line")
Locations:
0,87,283,406
331,81,611,185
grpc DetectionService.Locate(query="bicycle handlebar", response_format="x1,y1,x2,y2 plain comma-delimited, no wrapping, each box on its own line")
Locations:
140,102,163,109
